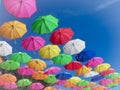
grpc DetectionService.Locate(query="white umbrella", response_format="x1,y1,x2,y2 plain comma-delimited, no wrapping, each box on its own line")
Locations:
63,39,85,55
84,71,99,78
0,41,12,56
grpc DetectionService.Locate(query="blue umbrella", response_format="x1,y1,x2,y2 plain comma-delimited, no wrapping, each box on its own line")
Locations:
56,72,72,80
75,50,96,62
91,75,105,82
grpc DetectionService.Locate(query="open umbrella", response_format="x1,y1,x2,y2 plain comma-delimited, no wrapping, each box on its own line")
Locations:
85,82,96,88
99,78,112,86
107,83,118,88
63,39,85,55
3,82,17,90
0,41,12,56
29,82,44,90
113,77,120,84
77,80,89,86
92,85,107,90
106,72,120,79
32,15,58,34
56,72,72,80
55,80,66,86
17,79,32,87
91,75,105,82
44,86,56,90
4,0,37,18
64,80,76,88
68,77,81,84
84,71,99,78
100,68,116,76
50,28,74,45
72,86,83,90
44,75,58,84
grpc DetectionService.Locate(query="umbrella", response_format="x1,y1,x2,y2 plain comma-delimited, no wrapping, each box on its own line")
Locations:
44,66,61,75
100,68,116,76
56,72,72,80
21,36,45,51
50,28,74,45
32,15,58,34
44,86,56,90
107,83,118,88
39,44,61,59
84,71,99,78
64,61,82,70
63,39,85,55
17,79,32,87
0,20,27,39
0,41,12,56
99,78,112,86
76,80,89,86
27,59,46,71
53,54,72,65
86,57,104,68
76,66,92,76
10,52,31,63
29,83,44,90
55,80,66,86
113,77,120,84
64,80,76,88
94,63,111,72
1,60,20,70
85,82,96,88
4,0,37,18
68,77,81,84
91,75,105,82
92,85,107,90
17,66,35,76
3,82,17,90
72,86,83,90
84,87,91,90
106,72,120,79
44,75,58,84
76,50,96,62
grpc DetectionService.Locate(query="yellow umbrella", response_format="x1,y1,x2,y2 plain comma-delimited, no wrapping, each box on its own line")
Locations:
0,20,27,39
67,77,81,85
94,63,110,72
76,66,92,76
39,44,61,59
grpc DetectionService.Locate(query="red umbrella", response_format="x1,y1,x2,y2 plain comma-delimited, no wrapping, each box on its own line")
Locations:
100,68,116,76
50,28,74,45
64,61,82,70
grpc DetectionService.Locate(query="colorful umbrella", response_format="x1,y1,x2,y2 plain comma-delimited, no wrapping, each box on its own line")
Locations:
17,79,32,87
72,86,83,90
113,77,120,84
63,39,85,55
64,80,76,88
29,83,44,90
55,80,66,86
85,82,96,88
84,87,91,90
4,0,37,18
10,52,31,63
32,15,58,34
39,44,61,59
106,72,120,79
3,82,17,90
91,75,105,82
21,36,45,51
0,20,27,39
50,28,74,45
56,72,72,80
64,61,82,70
100,68,116,76
92,85,107,90
0,41,12,56
76,50,96,62
107,83,118,88
86,57,104,68
77,80,89,86
84,71,99,78
44,75,58,84
99,78,112,86
53,54,72,65
44,86,56,90
68,77,81,84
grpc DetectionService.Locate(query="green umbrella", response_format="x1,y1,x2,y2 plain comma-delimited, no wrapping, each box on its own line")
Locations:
107,83,118,88
32,15,58,34
53,54,72,65
10,52,31,63
17,79,32,87
77,80,89,86
44,74,58,84
1,60,20,70
106,72,120,79
84,87,90,90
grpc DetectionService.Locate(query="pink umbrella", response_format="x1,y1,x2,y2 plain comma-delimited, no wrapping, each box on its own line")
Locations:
3,82,17,90
55,80,66,86
44,66,61,75
4,0,37,18
86,57,104,67
17,66,35,76
22,36,45,51
72,86,83,90
100,68,116,76
29,83,44,90
99,78,112,86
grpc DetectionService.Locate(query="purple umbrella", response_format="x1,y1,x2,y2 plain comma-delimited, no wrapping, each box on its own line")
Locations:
99,78,112,86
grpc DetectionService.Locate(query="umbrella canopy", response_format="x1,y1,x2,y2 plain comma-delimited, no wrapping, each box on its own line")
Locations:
76,66,92,76
100,68,116,76
68,77,81,84
92,85,107,90
22,36,45,51
99,78,112,86
4,0,37,18
64,61,82,70
27,59,46,71
44,86,56,90
0,20,27,39
3,82,17,90
84,87,91,90
29,82,44,90
17,79,32,87
56,72,72,80
76,80,89,86
53,54,72,65
0,41,12,56
106,72,120,79
1,60,20,70
72,86,83,90
86,57,104,68
91,75,105,82
10,52,31,63
44,66,61,75
64,80,76,88
32,15,58,34
85,82,96,88
55,80,66,86
50,28,74,45
107,83,118,88
39,44,61,59
63,39,85,55
84,71,99,78
44,75,58,84
113,77,120,84
76,50,96,62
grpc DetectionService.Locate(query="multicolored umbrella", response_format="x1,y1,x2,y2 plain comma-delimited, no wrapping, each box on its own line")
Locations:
106,72,120,79
29,83,44,90
3,82,17,90
4,0,37,18
44,75,58,84
17,79,32,87
55,80,66,86
56,72,72,80
99,78,112,86
100,68,116,76
91,75,105,82
44,86,56,90
113,77,120,84
84,71,99,78
76,80,89,86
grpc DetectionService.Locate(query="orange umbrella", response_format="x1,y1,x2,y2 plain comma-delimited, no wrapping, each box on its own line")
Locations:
44,86,56,90
0,57,3,63
64,80,76,88
113,77,120,84
85,82,96,88
92,85,106,90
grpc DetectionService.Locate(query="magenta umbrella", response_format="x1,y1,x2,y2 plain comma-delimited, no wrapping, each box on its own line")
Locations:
4,0,37,18
29,83,44,90
22,36,45,51
3,82,17,90
55,80,66,86
99,78,112,86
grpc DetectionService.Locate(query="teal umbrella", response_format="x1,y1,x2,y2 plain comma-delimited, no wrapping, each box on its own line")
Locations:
44,75,58,84
17,79,32,87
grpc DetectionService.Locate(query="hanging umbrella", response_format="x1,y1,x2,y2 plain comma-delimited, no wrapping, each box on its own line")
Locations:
3,82,17,90
76,50,96,62
76,66,92,76
44,75,58,84
107,83,118,88
44,86,56,90
113,77,120,84
63,39,85,55
56,72,72,80
39,44,61,59
72,86,83,90
76,80,89,86
53,54,72,65
64,61,82,70
50,28,74,45
91,75,105,82
84,71,99,78
1,60,20,70
100,68,116,76
29,82,44,90
0,41,12,56
99,78,112,86
17,79,32,87
27,59,46,71
86,57,104,68
64,80,76,88
10,52,31,63
55,80,66,86
106,72,120,79
85,82,96,88
92,85,107,90
0,20,27,39
44,66,61,75
84,87,91,90
21,36,45,51
68,77,81,84
4,0,37,18
32,15,58,34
